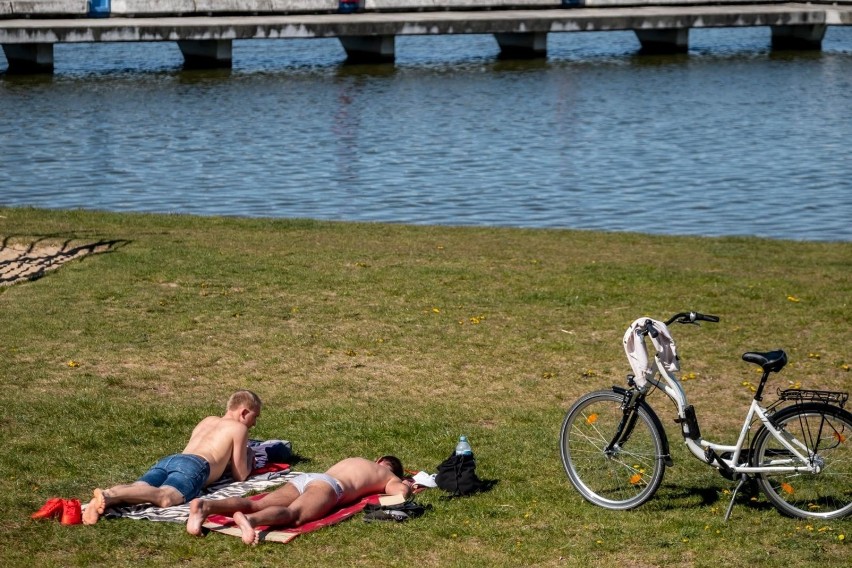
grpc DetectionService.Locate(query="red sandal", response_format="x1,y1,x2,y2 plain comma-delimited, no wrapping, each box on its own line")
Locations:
60,498,82,525
31,497,64,520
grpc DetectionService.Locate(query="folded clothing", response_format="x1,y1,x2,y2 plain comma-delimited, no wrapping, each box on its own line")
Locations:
250,440,292,469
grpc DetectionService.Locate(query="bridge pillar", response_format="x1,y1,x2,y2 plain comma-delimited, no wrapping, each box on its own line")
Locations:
2,43,54,74
771,25,826,51
339,35,396,64
634,28,689,54
494,32,547,59
177,40,233,69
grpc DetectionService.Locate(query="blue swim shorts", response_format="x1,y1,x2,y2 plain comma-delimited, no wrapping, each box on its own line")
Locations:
137,453,211,502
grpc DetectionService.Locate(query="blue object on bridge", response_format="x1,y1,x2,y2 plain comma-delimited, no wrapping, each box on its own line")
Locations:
338,0,362,13
88,0,110,17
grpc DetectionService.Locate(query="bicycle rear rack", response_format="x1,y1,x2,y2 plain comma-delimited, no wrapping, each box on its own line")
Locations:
776,388,848,409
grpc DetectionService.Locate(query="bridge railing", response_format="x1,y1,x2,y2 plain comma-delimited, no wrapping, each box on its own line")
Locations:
4,0,849,20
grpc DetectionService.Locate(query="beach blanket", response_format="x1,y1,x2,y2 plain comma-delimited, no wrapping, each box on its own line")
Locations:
99,464,292,523
202,493,385,544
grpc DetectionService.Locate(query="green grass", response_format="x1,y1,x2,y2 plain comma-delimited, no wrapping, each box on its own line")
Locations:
1,206,849,567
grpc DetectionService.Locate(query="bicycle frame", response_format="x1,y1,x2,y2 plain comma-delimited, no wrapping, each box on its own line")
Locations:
645,356,819,475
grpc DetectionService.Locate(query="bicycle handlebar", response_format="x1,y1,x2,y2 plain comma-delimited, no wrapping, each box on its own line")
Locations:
638,312,719,337
664,312,720,325
637,312,719,338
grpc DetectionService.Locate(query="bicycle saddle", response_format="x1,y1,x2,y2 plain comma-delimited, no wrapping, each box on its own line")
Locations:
742,350,788,373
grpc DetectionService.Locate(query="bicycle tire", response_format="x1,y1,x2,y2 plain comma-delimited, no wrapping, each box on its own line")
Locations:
560,390,666,510
751,402,852,519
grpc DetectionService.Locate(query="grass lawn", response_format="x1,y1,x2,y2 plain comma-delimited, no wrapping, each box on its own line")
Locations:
0,206,849,567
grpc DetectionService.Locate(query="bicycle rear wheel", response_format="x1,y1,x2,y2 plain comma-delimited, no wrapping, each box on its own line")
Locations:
751,402,852,519
560,390,666,510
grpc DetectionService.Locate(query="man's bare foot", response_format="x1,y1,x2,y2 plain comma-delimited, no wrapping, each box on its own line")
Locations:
186,499,209,536
233,512,260,546
82,488,106,525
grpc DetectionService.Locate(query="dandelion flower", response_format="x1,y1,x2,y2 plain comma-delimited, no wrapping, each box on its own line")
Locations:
67,360,79,368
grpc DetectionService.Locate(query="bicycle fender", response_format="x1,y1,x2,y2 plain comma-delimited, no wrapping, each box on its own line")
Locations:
611,386,674,467
766,401,852,429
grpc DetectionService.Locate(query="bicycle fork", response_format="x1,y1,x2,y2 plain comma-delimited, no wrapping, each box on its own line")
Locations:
604,387,673,467
603,388,644,457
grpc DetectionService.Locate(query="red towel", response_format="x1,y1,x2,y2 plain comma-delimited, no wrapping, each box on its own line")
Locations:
203,494,382,544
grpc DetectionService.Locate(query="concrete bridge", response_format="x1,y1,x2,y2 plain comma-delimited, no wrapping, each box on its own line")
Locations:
2,1,851,73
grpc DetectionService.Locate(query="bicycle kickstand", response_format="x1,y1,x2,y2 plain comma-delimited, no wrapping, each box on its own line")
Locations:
724,474,751,522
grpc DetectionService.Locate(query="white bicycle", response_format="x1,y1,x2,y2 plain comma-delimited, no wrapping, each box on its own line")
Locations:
559,312,851,520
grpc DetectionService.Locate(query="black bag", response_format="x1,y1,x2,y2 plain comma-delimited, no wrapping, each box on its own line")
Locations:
435,452,483,496
363,500,428,522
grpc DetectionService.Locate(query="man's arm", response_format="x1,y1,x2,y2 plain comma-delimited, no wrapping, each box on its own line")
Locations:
384,477,413,499
228,427,253,482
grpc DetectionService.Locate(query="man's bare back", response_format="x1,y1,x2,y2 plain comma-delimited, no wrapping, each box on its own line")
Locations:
183,415,254,486
325,457,403,503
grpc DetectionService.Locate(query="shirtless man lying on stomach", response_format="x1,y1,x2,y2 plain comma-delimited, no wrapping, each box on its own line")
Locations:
82,390,261,525
186,455,412,545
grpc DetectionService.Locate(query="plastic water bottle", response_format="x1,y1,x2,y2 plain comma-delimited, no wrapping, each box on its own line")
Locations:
455,435,473,456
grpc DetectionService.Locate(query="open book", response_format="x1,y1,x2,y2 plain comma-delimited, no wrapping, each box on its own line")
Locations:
378,494,406,506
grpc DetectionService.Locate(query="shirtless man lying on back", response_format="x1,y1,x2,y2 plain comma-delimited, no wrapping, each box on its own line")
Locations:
81,390,262,525
186,455,413,545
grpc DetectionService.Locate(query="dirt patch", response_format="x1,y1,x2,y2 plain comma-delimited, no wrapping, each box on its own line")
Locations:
0,238,123,286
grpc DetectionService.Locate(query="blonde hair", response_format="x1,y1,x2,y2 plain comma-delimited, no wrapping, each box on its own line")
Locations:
227,390,262,413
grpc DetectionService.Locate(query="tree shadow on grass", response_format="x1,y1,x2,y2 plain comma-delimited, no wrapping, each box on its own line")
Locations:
0,235,129,286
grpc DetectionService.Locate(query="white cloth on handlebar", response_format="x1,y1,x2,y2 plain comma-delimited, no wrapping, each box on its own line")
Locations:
622,318,680,388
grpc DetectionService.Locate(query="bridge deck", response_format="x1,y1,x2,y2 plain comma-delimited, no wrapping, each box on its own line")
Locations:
2,5,851,43
2,4,851,72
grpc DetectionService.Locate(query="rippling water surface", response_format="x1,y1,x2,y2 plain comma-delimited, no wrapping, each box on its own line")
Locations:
2,27,851,241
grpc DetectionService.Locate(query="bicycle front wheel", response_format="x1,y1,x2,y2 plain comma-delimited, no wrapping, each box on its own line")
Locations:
752,402,852,519
560,390,666,510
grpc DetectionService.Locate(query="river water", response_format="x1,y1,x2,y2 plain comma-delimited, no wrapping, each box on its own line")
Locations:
2,26,851,242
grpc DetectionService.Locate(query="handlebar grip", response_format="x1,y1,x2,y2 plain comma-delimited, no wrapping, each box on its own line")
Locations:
695,313,720,323
643,320,659,338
